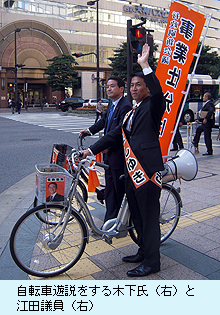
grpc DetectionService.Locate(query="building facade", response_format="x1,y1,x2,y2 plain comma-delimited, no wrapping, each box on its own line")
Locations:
0,0,219,107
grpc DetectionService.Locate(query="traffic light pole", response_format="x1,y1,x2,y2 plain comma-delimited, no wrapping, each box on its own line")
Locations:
14,29,20,108
127,19,133,104
96,0,100,100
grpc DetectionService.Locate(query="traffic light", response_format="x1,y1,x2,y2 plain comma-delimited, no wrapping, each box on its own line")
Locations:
8,83,13,90
146,31,154,57
72,53,83,58
129,26,146,53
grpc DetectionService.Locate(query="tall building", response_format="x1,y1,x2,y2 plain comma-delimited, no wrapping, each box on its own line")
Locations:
0,0,219,107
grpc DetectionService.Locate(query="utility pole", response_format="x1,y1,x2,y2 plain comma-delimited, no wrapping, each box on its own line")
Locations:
14,28,21,107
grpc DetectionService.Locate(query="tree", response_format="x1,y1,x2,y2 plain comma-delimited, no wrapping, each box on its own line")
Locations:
108,42,158,81
45,54,79,97
189,42,220,79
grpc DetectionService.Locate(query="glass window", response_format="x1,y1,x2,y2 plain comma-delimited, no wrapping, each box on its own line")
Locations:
45,5,53,15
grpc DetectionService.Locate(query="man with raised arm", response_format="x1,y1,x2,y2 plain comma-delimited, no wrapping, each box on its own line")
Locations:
82,44,165,277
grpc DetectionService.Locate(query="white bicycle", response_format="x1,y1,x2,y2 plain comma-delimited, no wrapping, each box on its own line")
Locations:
9,147,184,278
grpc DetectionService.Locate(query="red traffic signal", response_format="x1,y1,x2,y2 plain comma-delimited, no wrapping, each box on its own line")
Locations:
129,27,146,53
135,28,144,39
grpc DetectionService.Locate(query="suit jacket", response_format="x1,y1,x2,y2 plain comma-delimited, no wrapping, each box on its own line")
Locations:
46,193,64,202
199,100,215,128
89,96,132,169
90,71,166,175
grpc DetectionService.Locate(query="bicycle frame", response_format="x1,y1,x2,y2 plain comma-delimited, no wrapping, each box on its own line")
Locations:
67,150,183,244
48,147,184,248
67,154,132,243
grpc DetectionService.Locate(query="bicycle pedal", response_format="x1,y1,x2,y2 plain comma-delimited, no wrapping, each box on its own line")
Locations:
115,230,127,238
102,234,112,244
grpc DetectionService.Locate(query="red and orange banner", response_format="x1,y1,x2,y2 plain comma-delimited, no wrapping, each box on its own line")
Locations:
156,1,206,157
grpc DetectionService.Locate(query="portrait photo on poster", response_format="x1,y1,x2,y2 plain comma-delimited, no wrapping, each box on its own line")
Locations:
46,176,65,202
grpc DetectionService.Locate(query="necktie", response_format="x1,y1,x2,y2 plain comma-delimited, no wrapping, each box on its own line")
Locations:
106,102,115,132
49,195,53,201
128,105,138,131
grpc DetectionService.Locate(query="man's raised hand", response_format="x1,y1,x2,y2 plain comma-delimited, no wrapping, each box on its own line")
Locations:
137,43,150,69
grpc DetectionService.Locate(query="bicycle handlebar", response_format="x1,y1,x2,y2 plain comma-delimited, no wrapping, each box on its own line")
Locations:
78,132,91,150
71,150,109,171
95,161,109,170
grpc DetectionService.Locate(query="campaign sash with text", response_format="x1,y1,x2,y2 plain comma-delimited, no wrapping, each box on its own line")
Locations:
122,129,162,189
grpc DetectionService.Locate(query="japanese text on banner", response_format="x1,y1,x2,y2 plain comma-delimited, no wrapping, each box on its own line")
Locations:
156,1,206,157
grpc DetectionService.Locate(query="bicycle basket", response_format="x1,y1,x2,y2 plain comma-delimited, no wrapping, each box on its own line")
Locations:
50,144,73,169
35,164,73,204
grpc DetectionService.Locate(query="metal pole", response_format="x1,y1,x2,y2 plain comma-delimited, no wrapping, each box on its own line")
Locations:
14,31,18,107
14,28,21,108
96,0,100,100
127,20,132,103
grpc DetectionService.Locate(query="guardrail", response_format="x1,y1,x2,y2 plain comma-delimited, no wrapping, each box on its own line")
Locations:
28,103,56,108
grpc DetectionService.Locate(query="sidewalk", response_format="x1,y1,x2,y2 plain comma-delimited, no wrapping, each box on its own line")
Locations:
1,128,220,280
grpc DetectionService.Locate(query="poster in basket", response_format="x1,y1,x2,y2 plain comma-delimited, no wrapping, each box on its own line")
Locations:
45,176,65,202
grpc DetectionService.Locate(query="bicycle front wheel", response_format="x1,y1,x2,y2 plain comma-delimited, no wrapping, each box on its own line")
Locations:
10,204,88,278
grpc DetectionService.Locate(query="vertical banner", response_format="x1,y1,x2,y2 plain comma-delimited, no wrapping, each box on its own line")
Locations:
156,1,206,157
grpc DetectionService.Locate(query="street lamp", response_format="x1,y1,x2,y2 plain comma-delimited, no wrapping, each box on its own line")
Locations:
87,0,100,100
14,28,21,108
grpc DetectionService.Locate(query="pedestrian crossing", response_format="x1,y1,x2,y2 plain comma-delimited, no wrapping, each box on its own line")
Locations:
0,112,100,139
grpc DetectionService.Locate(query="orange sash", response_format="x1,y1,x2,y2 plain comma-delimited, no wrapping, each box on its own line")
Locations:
122,129,162,189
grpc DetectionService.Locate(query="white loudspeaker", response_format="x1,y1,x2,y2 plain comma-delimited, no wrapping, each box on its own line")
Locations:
164,149,198,181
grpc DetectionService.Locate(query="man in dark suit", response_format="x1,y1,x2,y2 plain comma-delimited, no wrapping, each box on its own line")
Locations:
79,76,132,222
46,182,64,202
192,92,215,155
82,44,165,277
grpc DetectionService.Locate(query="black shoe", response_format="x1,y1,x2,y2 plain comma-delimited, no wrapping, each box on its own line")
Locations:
122,253,144,263
192,141,197,147
127,263,160,277
170,148,178,151
202,152,213,156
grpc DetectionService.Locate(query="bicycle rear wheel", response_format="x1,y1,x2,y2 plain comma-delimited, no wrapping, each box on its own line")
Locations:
10,204,88,278
128,183,181,244
159,183,181,243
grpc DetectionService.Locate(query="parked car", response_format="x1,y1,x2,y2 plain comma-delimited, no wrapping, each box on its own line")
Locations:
60,97,85,112
83,98,109,107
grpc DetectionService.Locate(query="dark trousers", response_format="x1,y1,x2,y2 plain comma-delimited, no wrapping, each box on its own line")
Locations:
172,127,184,150
125,176,161,269
193,124,213,154
95,112,103,123
104,167,125,222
